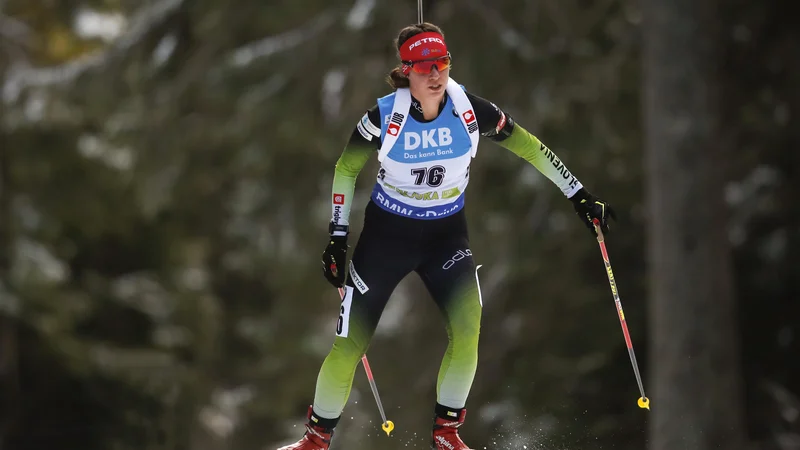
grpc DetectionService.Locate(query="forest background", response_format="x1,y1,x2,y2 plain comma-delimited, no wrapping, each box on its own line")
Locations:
0,0,797,449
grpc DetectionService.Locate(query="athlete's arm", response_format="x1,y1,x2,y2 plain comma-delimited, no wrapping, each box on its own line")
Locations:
330,106,382,232
466,92,583,199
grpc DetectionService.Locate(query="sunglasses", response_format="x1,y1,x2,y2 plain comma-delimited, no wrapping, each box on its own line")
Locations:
404,53,452,74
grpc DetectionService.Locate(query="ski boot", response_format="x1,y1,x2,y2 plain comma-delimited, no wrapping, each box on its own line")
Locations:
277,406,335,450
431,406,474,450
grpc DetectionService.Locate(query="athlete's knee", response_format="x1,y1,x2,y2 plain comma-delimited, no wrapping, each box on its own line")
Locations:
328,335,369,363
451,325,481,348
451,283,483,326
449,312,481,346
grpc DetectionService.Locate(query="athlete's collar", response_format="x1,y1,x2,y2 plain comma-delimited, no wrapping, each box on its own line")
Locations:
409,93,448,122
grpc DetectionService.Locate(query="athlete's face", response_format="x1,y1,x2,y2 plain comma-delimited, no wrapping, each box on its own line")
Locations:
408,60,450,103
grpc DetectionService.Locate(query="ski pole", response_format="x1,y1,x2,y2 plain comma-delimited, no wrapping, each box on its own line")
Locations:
591,219,650,410
338,287,395,435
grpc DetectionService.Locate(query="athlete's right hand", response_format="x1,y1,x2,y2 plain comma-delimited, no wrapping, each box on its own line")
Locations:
322,224,349,288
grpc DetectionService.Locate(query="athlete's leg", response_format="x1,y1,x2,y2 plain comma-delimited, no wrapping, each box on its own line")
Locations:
311,210,418,425
415,236,483,411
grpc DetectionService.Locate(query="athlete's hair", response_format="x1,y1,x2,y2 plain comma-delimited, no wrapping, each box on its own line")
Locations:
386,22,446,89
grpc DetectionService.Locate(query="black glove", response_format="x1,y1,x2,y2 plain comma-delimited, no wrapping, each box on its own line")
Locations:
569,188,617,236
321,223,349,288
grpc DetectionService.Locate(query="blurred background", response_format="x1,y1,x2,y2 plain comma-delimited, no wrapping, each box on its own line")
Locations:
0,0,797,449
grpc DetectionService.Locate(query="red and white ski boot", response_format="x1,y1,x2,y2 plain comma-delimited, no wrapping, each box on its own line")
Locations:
431,408,474,450
277,406,335,450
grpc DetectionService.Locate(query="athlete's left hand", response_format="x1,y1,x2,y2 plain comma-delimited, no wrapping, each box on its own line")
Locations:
569,188,616,236
322,223,349,288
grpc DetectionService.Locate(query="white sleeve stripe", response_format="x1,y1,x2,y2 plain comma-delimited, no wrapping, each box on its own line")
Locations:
356,121,372,141
361,113,381,137
565,181,584,199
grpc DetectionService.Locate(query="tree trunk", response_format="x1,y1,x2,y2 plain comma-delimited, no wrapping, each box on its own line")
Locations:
0,48,19,450
0,93,16,450
642,0,747,449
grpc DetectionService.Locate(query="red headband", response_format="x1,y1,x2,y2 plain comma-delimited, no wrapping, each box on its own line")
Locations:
400,32,448,74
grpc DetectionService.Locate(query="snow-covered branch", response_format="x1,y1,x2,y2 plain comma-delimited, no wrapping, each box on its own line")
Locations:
2,0,184,105
227,11,337,68
0,13,34,66
463,0,538,62
0,13,32,48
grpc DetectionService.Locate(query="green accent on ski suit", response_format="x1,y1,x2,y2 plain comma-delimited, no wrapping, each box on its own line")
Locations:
315,120,581,420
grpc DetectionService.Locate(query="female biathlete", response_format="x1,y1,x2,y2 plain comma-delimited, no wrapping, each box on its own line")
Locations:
278,22,616,450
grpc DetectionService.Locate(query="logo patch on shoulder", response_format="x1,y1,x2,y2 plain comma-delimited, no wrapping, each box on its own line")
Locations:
356,121,372,140
462,110,475,124
361,113,381,136
387,112,405,136
495,111,506,132
462,109,478,134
